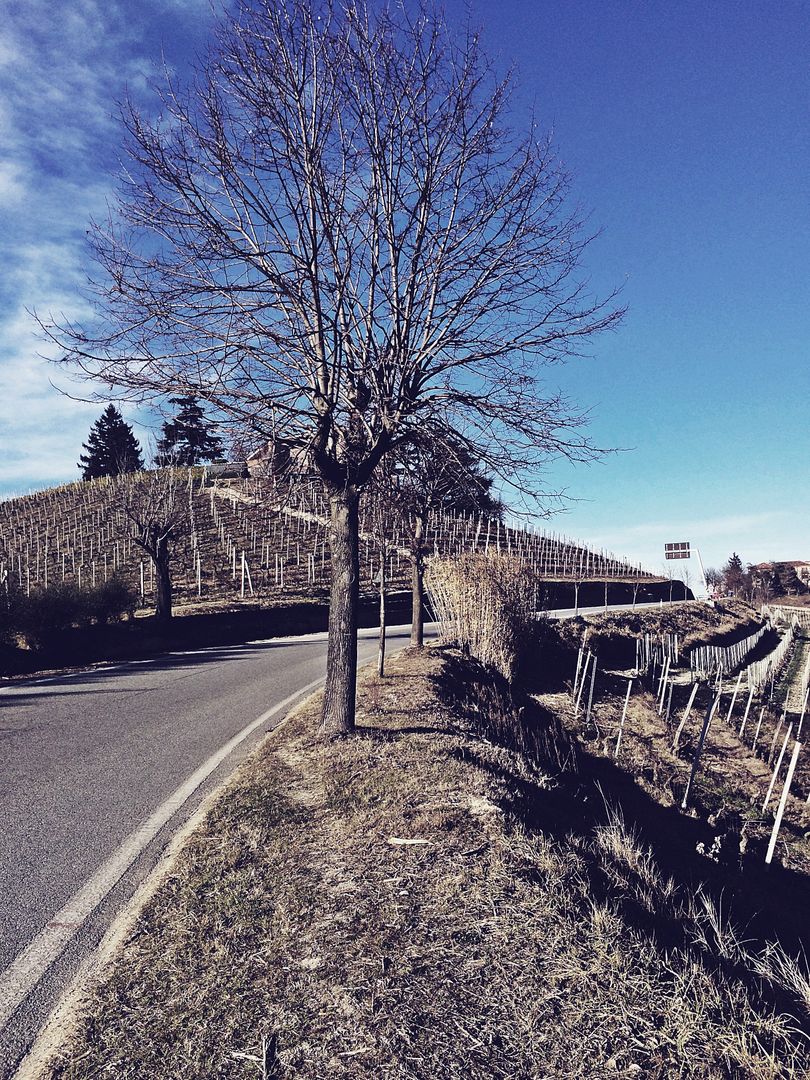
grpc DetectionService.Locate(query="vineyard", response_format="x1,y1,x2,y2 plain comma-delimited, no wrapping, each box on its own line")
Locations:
556,602,810,879
0,470,658,614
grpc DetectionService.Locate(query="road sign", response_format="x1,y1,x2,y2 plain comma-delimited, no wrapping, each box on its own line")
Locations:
665,541,690,560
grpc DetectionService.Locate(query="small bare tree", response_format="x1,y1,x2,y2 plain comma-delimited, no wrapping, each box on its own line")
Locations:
44,0,621,736
118,468,192,622
384,431,502,648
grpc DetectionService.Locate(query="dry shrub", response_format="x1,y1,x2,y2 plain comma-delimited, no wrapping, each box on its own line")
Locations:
426,553,535,681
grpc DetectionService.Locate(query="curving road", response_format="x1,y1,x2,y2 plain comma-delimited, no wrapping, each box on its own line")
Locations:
0,625,421,1078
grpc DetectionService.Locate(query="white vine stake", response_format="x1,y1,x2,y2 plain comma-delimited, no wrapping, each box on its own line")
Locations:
615,678,632,759
738,685,755,739
573,647,584,700
681,694,719,810
574,651,592,715
585,655,597,728
766,740,801,865
657,657,671,711
763,722,793,813
752,707,766,754
767,717,784,767
726,671,743,724
673,683,699,751
798,687,809,739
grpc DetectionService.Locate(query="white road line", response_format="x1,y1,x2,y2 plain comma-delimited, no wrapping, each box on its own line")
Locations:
0,674,325,1033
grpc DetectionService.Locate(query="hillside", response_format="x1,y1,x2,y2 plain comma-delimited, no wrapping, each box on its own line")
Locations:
0,471,658,617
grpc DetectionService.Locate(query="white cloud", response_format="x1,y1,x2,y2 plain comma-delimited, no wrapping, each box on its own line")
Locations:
0,162,25,207
0,0,214,496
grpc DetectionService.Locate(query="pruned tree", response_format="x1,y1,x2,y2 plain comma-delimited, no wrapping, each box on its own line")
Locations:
79,404,143,480
704,566,723,593
118,468,192,621
155,395,224,466
44,0,621,736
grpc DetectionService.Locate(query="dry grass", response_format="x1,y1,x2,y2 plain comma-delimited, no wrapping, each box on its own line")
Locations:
426,553,536,680
45,647,810,1080
557,600,763,669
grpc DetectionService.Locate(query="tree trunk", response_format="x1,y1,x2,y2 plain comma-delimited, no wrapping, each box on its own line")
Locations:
322,487,360,737
154,540,173,622
410,514,425,647
377,545,387,678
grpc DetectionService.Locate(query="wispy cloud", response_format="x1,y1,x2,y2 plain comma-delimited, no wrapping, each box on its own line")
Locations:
0,0,215,495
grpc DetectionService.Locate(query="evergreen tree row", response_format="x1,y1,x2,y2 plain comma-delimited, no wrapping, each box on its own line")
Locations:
78,398,223,480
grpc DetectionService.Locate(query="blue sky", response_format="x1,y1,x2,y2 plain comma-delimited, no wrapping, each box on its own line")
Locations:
1,0,808,577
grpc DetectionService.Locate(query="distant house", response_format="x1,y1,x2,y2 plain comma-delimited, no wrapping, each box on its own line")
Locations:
246,438,313,478
204,460,248,481
751,560,810,595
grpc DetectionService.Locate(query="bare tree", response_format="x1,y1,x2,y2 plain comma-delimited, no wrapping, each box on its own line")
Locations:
43,0,621,736
118,468,192,622
384,430,502,648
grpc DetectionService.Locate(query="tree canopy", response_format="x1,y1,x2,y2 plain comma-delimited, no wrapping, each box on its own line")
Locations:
155,396,223,466
47,0,621,735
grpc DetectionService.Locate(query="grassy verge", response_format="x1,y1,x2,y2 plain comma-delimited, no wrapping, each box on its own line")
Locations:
41,646,810,1079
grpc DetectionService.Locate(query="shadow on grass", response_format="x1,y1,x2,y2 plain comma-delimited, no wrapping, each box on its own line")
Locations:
435,647,810,1021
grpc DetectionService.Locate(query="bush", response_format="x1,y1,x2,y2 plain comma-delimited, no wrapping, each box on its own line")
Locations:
14,577,137,649
425,553,536,682
92,577,137,624
17,582,90,648
0,584,23,647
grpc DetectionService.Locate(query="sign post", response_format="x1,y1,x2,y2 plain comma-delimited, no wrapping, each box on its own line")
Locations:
664,540,709,600
664,541,690,560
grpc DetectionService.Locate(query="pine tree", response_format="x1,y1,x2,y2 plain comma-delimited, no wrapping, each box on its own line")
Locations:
79,405,144,480
723,552,745,597
155,396,223,466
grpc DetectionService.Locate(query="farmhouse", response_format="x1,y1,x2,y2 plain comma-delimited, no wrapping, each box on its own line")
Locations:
246,438,314,478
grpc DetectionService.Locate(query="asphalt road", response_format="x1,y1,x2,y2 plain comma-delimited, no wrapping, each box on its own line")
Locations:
0,624,420,1079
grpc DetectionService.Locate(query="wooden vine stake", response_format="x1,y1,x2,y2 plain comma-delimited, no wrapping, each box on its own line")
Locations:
614,678,633,759
665,680,674,723
766,740,801,865
681,695,719,810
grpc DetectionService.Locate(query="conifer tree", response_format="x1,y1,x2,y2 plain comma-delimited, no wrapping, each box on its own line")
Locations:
78,404,144,480
155,396,223,466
